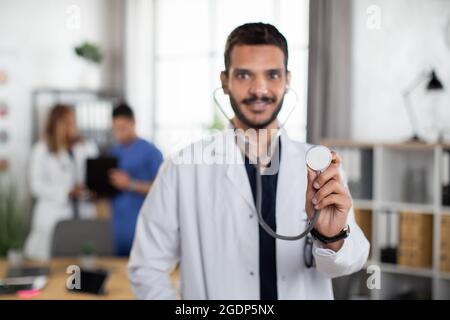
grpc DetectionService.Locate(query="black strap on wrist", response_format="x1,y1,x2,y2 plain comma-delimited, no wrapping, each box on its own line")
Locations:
310,225,350,244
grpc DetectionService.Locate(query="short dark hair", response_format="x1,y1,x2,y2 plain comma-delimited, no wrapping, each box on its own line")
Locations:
224,22,289,73
112,102,134,120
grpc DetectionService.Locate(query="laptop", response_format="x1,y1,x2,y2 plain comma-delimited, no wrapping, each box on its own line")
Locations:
6,266,50,278
67,268,110,295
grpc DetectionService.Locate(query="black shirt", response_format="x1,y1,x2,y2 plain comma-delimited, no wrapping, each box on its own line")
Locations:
244,143,281,300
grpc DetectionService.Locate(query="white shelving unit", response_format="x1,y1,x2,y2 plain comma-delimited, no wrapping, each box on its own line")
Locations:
323,140,450,300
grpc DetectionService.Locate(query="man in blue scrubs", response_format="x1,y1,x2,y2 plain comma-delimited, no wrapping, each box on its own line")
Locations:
109,103,163,256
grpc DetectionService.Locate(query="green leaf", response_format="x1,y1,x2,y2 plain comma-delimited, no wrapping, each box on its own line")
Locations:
0,177,28,257
74,41,103,64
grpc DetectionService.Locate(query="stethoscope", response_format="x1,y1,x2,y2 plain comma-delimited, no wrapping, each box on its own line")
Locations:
213,87,333,242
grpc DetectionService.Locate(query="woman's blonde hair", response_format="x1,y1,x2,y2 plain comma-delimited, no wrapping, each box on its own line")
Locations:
44,104,75,153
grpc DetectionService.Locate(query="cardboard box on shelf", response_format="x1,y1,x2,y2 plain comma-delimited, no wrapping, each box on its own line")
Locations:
354,208,372,257
440,214,450,273
398,212,433,268
354,208,372,242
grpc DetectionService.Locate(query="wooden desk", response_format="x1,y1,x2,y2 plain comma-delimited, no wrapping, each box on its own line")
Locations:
0,258,180,300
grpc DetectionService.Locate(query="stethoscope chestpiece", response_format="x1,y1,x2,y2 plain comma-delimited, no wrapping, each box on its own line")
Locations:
306,145,332,173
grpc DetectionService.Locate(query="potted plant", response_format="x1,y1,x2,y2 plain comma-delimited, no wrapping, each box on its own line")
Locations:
80,241,97,270
0,176,28,259
208,109,226,132
74,41,103,89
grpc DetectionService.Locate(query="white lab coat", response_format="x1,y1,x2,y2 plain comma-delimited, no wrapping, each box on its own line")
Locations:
128,128,370,299
24,140,99,261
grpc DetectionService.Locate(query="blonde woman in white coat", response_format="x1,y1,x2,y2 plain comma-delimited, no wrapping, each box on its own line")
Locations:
24,105,98,261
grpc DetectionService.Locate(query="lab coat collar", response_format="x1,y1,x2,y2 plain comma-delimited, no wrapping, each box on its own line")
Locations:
216,126,302,212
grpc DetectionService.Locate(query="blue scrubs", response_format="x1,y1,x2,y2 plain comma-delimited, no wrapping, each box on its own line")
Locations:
110,138,163,256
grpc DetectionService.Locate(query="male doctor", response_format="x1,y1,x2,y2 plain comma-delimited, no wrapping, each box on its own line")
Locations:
128,23,370,299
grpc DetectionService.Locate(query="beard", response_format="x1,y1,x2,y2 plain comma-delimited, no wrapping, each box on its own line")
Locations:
229,93,284,130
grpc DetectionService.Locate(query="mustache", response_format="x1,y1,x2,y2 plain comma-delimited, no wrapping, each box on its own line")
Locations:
241,95,276,105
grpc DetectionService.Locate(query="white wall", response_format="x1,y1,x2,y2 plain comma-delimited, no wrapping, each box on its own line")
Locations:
124,0,155,142
351,0,450,142
0,0,124,191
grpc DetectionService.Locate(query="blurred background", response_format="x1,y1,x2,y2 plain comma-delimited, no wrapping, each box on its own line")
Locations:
0,0,450,300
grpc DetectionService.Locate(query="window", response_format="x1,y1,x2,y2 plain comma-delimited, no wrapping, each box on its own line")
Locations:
154,0,309,155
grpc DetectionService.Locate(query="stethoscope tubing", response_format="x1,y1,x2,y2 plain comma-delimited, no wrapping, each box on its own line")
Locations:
255,158,321,241
212,87,320,241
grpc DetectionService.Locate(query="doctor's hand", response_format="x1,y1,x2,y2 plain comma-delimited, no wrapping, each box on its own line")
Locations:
305,151,352,251
69,184,85,199
109,169,131,190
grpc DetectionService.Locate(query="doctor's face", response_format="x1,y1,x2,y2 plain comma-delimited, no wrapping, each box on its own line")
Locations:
221,45,291,130
112,116,136,145
65,111,79,142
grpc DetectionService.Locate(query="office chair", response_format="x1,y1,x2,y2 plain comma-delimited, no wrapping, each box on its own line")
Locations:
51,219,114,257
